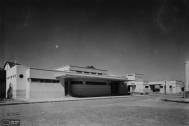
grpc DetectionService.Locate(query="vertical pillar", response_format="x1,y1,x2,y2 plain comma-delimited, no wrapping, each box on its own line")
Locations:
68,79,70,95
184,60,189,98
59,78,65,97
83,80,86,85
164,80,166,94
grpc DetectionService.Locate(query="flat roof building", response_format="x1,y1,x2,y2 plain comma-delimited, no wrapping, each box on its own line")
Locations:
5,63,130,99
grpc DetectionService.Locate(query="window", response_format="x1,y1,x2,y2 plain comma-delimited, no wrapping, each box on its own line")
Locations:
76,71,82,73
145,86,149,88
169,86,172,88
86,81,107,85
71,81,83,84
19,74,24,78
160,86,163,88
30,78,59,83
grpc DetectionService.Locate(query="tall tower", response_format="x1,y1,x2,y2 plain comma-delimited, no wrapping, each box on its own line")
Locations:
184,60,189,98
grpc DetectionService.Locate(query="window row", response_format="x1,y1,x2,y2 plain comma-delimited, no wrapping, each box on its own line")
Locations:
28,78,59,83
71,81,83,84
75,71,104,75
7,75,16,79
86,81,107,85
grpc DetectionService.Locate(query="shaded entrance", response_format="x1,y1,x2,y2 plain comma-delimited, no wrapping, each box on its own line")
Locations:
65,81,69,96
110,82,120,95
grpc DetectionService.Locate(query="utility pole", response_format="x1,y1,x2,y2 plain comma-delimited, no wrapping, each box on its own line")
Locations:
164,80,166,94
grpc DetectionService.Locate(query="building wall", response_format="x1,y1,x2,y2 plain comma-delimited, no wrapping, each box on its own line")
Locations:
28,68,64,79
71,84,111,97
128,81,150,93
6,66,17,99
151,81,183,94
135,84,144,93
28,82,64,99
165,83,176,94
16,65,27,99
26,68,65,99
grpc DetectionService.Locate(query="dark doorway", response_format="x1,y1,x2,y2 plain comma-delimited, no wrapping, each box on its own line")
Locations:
110,82,119,95
128,86,130,93
0,69,6,98
65,81,68,96
150,85,155,92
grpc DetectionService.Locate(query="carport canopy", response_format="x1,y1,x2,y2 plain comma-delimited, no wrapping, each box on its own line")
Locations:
55,72,129,82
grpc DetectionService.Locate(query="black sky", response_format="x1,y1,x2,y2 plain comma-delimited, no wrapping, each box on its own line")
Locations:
0,0,189,81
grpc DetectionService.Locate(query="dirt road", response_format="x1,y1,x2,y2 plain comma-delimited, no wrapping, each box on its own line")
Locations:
0,95,189,126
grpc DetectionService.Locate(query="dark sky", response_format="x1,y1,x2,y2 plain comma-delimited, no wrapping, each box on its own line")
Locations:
0,0,189,81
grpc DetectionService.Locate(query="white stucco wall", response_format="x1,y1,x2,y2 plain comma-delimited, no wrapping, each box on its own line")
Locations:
27,68,65,79
6,66,17,99
16,65,27,98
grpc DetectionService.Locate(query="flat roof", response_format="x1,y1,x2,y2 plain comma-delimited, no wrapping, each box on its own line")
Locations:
55,72,129,81
55,65,107,71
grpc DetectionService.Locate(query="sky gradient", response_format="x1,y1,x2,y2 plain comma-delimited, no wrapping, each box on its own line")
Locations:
1,0,189,81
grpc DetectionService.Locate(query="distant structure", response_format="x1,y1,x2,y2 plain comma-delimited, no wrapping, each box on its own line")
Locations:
184,60,189,98
126,74,183,94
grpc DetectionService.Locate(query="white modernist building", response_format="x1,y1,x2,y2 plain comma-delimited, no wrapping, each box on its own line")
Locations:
5,62,130,99
126,74,152,93
126,73,183,94
149,81,183,94
4,61,184,99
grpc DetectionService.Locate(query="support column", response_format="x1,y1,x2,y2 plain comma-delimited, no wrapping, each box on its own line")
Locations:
68,79,71,95
83,80,86,85
59,78,65,97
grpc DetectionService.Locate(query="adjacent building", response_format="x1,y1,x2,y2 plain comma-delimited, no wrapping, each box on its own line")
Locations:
126,73,183,94
149,81,183,94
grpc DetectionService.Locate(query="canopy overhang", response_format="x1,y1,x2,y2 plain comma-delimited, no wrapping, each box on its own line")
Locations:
55,73,129,82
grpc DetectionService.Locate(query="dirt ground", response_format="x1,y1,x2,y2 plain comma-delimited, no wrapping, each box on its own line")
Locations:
0,94,189,126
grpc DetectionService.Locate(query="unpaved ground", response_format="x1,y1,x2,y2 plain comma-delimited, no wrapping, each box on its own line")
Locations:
0,95,189,126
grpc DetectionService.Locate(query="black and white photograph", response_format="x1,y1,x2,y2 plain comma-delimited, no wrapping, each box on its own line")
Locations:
0,0,189,125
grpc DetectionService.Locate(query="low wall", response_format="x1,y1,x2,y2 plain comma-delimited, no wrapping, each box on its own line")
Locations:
71,84,111,97
29,82,64,99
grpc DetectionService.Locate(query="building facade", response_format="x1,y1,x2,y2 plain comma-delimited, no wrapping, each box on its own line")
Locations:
149,81,183,94
126,74,183,94
6,64,130,99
